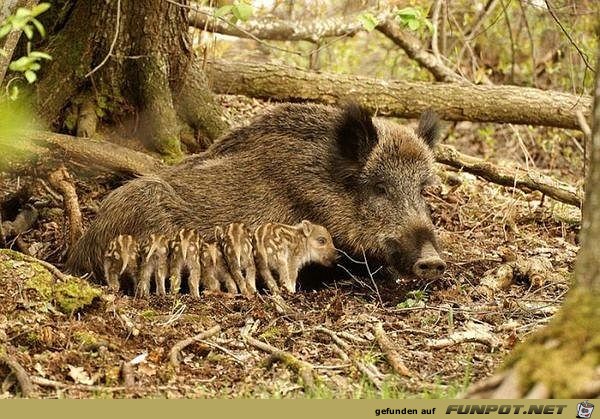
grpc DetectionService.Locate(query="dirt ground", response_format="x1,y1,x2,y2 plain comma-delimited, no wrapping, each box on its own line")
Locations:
0,96,580,398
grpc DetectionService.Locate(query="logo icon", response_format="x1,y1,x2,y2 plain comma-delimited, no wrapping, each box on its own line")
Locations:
577,401,594,419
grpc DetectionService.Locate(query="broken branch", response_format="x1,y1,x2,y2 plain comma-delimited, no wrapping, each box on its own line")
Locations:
0,344,36,397
436,144,583,208
373,323,412,378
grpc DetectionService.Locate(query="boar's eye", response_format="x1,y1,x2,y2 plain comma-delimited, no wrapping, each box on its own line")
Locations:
317,237,327,245
373,182,388,196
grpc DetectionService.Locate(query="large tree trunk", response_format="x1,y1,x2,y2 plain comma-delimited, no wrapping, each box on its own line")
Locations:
205,60,591,130
464,43,600,400
33,0,228,158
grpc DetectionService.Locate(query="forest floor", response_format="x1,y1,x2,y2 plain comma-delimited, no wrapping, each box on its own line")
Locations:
0,96,581,398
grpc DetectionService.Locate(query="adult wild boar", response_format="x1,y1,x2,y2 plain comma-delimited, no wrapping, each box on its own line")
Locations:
67,103,446,284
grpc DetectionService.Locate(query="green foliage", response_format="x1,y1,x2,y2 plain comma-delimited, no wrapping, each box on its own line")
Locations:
395,6,432,32
397,290,427,309
215,1,253,24
0,98,38,164
0,3,50,39
0,3,52,87
358,12,379,32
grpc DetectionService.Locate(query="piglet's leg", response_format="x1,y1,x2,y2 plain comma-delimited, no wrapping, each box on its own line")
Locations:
255,252,279,294
201,271,220,292
245,263,257,294
188,265,201,298
155,263,168,296
104,261,120,292
169,261,182,294
136,264,153,298
277,258,295,294
221,271,238,294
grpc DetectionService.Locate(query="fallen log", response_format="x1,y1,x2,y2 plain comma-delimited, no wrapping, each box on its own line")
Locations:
436,144,583,208
205,59,591,130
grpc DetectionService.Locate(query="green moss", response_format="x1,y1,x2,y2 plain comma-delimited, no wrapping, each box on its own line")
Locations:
73,331,100,347
140,309,158,319
0,249,101,315
506,289,600,397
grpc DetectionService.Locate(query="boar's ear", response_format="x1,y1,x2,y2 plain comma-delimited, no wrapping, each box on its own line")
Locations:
335,102,378,163
417,109,440,148
300,220,312,237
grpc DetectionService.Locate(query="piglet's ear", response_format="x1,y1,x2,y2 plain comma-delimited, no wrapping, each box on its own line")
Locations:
417,109,440,148
335,102,378,163
300,220,312,237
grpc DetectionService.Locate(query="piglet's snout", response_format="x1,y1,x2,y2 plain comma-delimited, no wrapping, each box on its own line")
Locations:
412,242,446,279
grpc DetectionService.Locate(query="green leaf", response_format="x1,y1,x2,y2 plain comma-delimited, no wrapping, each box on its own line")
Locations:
31,3,51,17
29,51,52,60
358,12,378,32
24,70,37,83
407,18,420,31
22,24,33,39
396,7,419,19
214,5,233,18
31,18,46,37
15,7,32,18
232,2,253,22
8,85,20,101
9,56,35,71
0,25,11,38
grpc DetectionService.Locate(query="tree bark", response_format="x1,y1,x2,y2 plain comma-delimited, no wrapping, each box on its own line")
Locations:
33,0,227,158
464,40,600,400
0,0,37,84
205,60,591,130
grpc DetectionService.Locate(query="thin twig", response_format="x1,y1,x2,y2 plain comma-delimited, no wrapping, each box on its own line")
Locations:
544,0,595,73
431,0,443,61
168,324,221,367
85,0,121,78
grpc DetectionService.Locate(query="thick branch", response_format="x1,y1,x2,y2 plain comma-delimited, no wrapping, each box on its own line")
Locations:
190,9,462,82
436,144,583,208
377,20,464,82
205,59,592,130
188,7,370,43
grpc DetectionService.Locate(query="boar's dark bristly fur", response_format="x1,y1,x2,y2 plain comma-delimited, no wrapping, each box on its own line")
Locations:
67,103,445,282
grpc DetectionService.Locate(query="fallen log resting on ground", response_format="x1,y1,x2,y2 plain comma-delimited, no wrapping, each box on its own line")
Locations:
436,144,583,208
205,59,591,130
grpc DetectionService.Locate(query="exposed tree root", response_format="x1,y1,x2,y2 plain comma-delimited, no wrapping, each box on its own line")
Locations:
436,144,583,208
11,251,70,282
1,206,38,244
168,324,221,368
426,321,501,350
26,130,163,176
0,344,36,397
373,323,412,378
48,166,83,248
241,320,317,393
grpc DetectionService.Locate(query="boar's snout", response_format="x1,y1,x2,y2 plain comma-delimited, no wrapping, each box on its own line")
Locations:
412,242,445,279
